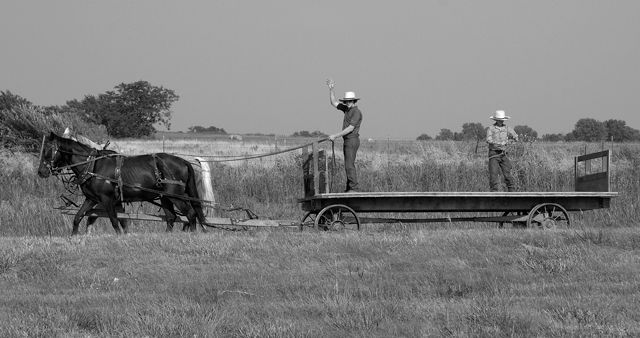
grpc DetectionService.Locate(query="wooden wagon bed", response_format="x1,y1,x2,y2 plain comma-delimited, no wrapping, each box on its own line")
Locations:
297,144,618,230
299,191,616,213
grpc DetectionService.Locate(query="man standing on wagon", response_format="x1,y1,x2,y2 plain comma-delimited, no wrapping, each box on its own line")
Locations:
326,78,363,193
486,110,519,192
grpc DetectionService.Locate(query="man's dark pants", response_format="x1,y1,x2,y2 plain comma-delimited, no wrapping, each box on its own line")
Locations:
488,150,515,192
343,137,360,192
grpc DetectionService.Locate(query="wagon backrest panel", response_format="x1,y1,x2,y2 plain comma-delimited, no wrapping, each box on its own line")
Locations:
574,150,610,192
302,142,328,197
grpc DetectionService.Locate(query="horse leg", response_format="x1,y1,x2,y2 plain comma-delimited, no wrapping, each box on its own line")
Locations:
101,197,122,234
86,215,97,235
115,203,129,234
86,202,106,235
170,198,198,232
85,204,122,234
74,199,97,235
161,197,177,232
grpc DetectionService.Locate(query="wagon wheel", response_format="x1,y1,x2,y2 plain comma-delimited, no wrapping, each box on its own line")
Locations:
300,211,317,229
527,203,571,230
315,204,360,231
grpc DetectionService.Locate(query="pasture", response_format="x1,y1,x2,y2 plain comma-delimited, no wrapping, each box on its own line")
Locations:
1,137,640,337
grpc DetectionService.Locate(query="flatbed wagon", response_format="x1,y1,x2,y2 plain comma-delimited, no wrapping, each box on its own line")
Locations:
297,142,617,231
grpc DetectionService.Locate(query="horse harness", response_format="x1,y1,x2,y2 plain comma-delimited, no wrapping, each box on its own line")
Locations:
106,154,187,203
48,143,188,203
151,154,186,189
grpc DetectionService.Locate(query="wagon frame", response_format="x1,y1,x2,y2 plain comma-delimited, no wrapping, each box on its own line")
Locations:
297,141,617,231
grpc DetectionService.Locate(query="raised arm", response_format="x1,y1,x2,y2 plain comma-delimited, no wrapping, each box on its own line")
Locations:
327,78,339,108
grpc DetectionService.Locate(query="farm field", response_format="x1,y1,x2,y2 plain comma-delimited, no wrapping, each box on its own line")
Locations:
1,137,640,337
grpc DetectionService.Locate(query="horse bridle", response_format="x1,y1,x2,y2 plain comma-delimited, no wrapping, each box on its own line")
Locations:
40,138,62,175
41,138,95,184
44,139,113,174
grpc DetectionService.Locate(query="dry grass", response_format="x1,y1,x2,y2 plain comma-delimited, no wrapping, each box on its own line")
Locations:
1,229,639,337
1,138,640,336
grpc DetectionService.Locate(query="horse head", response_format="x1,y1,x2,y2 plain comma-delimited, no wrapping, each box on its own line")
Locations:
37,132,92,178
37,132,62,178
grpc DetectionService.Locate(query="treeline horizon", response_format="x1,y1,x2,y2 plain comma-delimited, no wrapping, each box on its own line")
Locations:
2,87,639,145
417,118,640,143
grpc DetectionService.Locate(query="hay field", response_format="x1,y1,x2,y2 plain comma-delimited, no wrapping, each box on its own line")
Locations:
1,138,639,337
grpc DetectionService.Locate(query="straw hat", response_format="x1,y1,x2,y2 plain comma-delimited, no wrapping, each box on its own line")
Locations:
490,110,510,120
339,91,360,102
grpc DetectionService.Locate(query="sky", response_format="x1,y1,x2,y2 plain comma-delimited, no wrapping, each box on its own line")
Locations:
2,1,639,139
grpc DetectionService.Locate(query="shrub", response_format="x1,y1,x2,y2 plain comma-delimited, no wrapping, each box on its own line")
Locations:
0,106,108,152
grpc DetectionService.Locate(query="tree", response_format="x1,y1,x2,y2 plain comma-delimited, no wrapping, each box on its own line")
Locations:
569,118,607,142
66,81,178,138
435,128,454,141
416,133,432,141
459,122,485,140
513,125,538,142
603,119,640,142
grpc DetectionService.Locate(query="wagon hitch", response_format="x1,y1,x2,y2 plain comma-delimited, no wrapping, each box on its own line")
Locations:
244,209,259,220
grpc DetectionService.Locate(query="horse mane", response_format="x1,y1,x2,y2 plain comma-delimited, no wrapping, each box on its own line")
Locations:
55,132,118,156
55,133,98,156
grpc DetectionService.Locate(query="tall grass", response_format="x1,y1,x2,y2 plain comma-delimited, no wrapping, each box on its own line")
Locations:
1,138,638,237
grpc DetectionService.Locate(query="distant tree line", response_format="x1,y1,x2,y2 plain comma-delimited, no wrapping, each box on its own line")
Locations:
187,126,227,134
291,130,328,138
417,118,640,143
245,132,276,137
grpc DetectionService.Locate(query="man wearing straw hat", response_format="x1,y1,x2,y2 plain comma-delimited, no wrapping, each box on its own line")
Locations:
326,78,363,193
486,110,519,192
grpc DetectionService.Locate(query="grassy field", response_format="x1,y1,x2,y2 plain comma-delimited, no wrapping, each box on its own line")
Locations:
1,137,640,337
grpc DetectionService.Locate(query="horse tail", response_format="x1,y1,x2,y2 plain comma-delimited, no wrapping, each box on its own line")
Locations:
185,160,209,228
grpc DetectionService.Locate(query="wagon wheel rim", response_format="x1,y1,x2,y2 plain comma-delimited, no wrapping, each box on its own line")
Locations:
527,203,571,230
301,212,317,229
314,204,360,231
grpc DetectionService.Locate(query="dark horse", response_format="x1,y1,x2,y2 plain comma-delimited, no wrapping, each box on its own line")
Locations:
37,132,208,235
